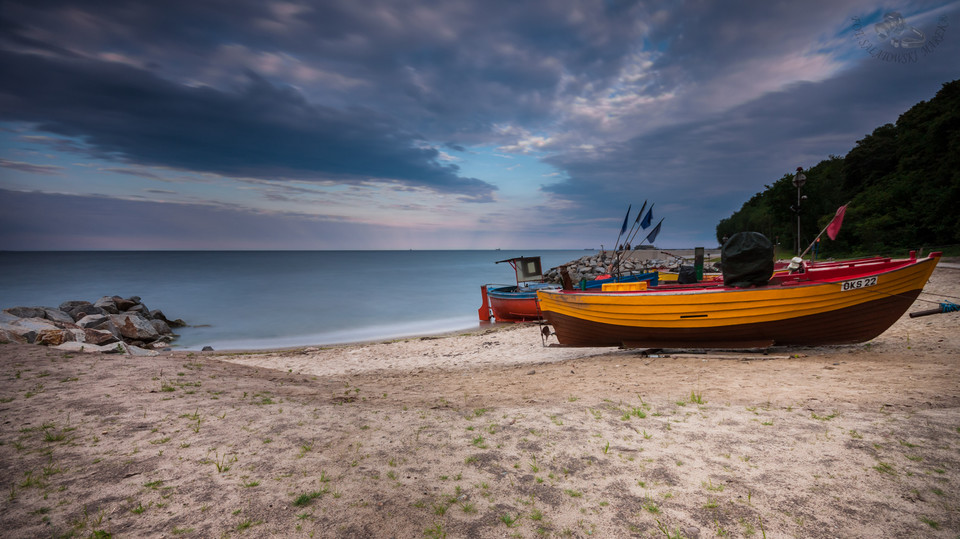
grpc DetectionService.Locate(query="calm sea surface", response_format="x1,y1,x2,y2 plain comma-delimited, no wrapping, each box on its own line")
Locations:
0,250,595,350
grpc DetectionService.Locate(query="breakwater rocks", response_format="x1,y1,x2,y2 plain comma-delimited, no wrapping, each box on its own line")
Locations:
544,252,658,283
0,296,185,356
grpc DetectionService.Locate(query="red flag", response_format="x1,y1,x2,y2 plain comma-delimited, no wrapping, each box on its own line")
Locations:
826,204,847,240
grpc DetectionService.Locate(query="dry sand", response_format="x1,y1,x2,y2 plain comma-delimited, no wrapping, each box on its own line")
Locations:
1,266,958,538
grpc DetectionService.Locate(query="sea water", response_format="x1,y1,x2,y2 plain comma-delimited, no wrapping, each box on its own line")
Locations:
0,250,594,350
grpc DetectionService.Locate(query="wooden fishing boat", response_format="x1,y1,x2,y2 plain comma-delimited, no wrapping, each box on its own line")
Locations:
537,251,941,348
482,273,661,322
485,282,558,322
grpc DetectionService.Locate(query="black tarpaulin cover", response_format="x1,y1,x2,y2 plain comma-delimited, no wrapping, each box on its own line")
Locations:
721,232,774,288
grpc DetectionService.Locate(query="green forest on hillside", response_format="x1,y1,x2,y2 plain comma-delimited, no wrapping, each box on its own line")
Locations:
716,79,960,257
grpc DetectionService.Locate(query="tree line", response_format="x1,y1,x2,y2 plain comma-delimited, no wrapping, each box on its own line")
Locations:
716,79,960,257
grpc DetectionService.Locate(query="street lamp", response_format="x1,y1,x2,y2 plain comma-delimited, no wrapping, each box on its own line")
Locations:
791,167,807,256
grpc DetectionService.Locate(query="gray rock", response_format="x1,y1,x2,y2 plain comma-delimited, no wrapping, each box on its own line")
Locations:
126,344,159,357
4,306,47,318
59,300,91,312
77,314,108,329
109,313,160,342
93,296,120,314
114,297,137,311
102,341,129,354
125,303,149,315
77,315,121,338
43,309,75,324
66,303,107,321
202,346,214,352
150,319,172,335
54,341,102,353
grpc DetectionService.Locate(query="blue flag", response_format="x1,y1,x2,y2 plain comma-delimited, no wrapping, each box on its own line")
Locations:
620,204,631,235
640,203,655,229
644,218,663,244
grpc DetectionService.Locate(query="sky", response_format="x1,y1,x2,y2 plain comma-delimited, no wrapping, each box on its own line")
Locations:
1,0,958,250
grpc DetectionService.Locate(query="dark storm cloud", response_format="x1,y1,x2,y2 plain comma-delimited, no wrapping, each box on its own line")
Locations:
0,0,651,139
0,50,495,201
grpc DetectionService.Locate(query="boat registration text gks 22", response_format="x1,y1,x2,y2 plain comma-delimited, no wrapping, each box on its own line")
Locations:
841,276,878,291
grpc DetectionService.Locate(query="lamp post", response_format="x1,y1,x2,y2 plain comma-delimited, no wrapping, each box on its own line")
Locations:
791,167,807,256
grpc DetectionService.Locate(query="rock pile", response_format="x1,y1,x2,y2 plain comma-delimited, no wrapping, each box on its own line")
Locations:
0,296,185,356
543,252,659,283
543,251,723,284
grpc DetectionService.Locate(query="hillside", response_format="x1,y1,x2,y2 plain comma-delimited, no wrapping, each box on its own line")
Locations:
717,79,960,256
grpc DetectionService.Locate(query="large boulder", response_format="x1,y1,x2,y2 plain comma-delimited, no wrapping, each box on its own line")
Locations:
76,314,121,337
125,303,149,315
43,308,75,324
36,329,69,346
36,328,86,346
59,300,91,313
0,316,60,343
0,328,28,344
83,328,121,345
59,301,106,322
53,341,101,353
4,306,47,318
148,309,167,321
93,296,120,314
53,341,125,354
110,313,160,342
150,319,172,335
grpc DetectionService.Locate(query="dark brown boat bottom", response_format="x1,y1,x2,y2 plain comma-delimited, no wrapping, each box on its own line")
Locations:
543,290,923,348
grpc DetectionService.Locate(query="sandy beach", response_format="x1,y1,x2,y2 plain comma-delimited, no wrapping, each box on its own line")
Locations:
1,265,958,538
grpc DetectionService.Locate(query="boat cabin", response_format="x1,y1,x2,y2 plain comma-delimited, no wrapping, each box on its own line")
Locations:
496,256,543,284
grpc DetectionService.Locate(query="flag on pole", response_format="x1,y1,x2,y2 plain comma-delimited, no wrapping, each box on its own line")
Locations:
633,200,648,224
826,204,848,240
640,203,655,229
620,204,631,235
644,218,663,244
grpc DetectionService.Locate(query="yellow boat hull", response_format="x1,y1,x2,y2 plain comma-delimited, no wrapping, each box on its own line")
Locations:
537,253,940,348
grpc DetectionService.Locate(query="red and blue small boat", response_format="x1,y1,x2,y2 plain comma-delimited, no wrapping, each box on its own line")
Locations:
479,256,659,322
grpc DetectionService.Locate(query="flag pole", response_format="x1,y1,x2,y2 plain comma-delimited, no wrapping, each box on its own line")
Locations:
612,204,631,278
614,200,649,277
623,200,647,248
799,202,850,258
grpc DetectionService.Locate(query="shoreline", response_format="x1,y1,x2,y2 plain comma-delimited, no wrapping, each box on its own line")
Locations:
177,259,960,355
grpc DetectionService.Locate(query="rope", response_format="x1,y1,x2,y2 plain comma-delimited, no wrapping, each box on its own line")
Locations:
848,286,951,308
919,291,960,302
940,301,960,314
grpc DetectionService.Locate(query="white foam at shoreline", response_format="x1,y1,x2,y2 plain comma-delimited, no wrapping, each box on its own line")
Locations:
176,315,481,351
